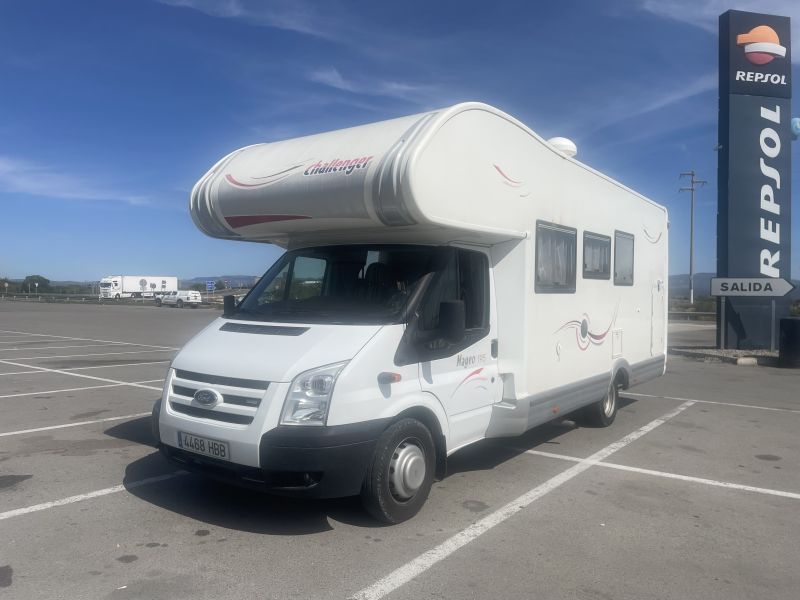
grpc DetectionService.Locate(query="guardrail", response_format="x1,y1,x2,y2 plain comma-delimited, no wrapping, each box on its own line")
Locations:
668,311,716,321
0,292,245,307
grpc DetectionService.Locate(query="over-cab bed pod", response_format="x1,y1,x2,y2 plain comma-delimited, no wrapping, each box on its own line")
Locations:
189,103,550,248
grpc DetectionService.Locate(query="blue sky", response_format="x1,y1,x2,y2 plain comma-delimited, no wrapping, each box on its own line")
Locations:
1,0,799,281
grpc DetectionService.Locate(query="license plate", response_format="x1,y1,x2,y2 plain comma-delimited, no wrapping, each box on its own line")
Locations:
178,432,230,461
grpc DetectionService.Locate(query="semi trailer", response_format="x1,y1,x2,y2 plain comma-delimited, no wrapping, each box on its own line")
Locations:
99,275,178,299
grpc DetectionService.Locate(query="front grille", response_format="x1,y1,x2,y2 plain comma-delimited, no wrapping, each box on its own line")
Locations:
172,384,261,408
169,402,253,425
169,369,268,425
174,369,268,390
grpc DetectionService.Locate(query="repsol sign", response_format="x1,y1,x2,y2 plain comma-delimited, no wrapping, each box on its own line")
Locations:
718,9,792,349
757,104,783,277
735,71,787,85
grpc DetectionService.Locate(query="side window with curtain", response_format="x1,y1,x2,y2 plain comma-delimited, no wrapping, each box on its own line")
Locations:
535,221,577,293
583,232,611,280
614,230,635,285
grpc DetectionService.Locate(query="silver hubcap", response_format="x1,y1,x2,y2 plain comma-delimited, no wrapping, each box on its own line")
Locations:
603,384,616,417
389,438,426,501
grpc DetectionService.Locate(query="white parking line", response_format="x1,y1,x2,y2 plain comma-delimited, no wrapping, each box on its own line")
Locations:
0,378,163,399
349,400,695,600
0,358,167,392
1,349,174,361
0,343,124,352
0,472,185,522
0,329,177,351
626,392,800,414
0,360,170,377
0,338,65,344
524,449,800,500
0,412,151,438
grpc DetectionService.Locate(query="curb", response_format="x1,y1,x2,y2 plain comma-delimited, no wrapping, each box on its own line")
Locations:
669,348,778,367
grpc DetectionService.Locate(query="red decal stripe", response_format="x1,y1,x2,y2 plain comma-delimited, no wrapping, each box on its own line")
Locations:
225,215,311,228
493,164,522,185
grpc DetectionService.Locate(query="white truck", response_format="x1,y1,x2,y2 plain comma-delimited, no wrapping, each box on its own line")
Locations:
153,102,668,523
99,275,178,299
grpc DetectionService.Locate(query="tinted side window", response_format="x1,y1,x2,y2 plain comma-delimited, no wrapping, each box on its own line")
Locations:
458,249,489,330
614,231,635,286
583,232,611,280
418,249,489,333
535,221,577,293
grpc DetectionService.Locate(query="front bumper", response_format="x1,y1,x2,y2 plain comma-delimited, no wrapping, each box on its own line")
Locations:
156,401,390,498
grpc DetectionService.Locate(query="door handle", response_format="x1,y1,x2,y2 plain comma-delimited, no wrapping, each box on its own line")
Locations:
491,339,498,358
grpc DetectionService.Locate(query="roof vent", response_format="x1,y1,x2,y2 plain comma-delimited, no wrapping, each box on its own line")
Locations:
547,137,577,158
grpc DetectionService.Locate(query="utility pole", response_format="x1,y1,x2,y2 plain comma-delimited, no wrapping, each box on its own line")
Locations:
679,171,706,305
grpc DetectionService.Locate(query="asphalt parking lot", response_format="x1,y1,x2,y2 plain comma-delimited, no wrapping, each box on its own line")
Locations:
0,303,798,599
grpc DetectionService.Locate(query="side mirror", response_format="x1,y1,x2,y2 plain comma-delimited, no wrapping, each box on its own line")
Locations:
223,294,236,317
439,300,466,344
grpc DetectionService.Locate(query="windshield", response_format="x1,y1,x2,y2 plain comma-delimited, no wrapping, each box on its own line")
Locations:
233,245,447,324
99,282,112,288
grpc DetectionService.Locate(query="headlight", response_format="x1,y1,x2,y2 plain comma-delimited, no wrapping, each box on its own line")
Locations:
280,361,348,426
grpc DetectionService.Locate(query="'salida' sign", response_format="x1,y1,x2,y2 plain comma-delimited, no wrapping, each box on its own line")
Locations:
718,10,792,349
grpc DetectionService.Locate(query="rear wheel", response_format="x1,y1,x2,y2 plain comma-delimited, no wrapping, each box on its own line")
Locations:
579,380,619,427
361,418,435,524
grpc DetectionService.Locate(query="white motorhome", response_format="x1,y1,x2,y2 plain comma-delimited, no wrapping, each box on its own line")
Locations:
99,275,178,299
153,102,667,523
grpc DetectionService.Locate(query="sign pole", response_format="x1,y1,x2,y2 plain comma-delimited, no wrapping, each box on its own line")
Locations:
771,299,776,351
720,299,726,350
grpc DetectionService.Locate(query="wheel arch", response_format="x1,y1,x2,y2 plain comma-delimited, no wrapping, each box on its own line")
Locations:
611,358,631,390
393,404,448,481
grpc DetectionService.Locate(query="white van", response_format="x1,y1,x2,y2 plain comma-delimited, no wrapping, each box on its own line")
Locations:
153,102,668,523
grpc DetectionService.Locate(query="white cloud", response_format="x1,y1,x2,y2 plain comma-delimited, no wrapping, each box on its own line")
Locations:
0,155,149,205
157,0,353,44
638,0,800,61
307,67,437,103
579,72,716,137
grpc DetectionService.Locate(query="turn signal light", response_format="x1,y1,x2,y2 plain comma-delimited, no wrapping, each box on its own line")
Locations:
377,372,402,384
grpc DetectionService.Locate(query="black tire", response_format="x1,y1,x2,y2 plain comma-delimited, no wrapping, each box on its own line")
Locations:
176,299,184,308
579,380,619,427
361,418,436,524
155,298,162,307
114,294,121,300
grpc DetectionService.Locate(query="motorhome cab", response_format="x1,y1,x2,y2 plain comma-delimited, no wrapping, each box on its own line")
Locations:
153,102,668,523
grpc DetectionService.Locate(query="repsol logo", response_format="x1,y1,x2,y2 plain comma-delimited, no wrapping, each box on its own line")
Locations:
735,71,787,85
758,104,783,277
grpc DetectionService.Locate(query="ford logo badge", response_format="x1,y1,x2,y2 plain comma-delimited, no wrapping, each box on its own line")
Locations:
194,388,221,406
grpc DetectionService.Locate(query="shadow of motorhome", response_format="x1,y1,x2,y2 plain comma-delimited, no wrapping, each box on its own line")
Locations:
122,398,637,531
105,415,158,448
122,452,381,534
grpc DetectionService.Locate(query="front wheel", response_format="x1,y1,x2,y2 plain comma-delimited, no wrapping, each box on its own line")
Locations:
155,298,162,307
176,299,183,308
579,380,619,427
361,418,435,524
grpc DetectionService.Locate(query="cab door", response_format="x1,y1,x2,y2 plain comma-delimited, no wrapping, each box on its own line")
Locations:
417,248,502,450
